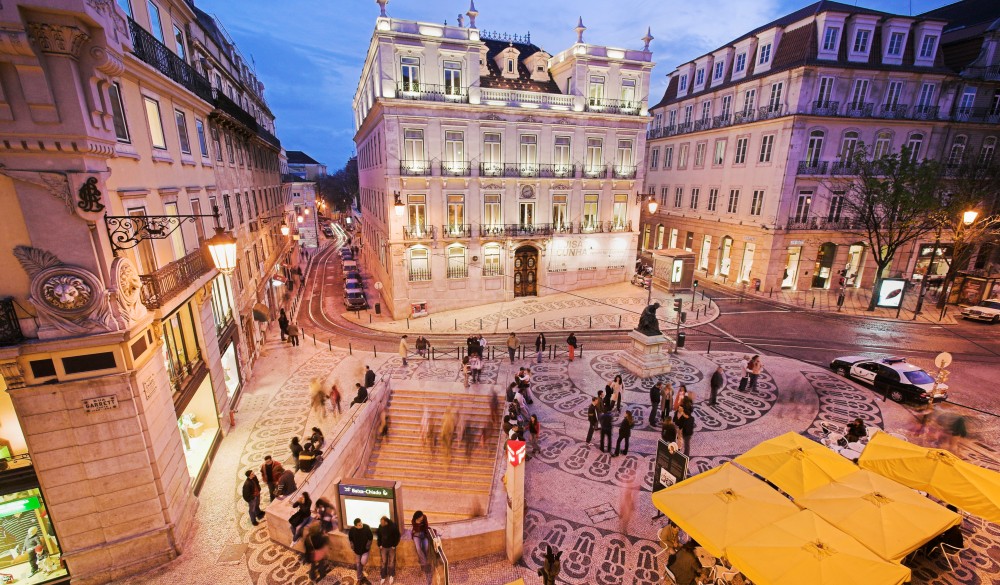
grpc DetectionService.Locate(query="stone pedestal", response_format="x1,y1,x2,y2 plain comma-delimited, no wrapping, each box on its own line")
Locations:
616,330,673,378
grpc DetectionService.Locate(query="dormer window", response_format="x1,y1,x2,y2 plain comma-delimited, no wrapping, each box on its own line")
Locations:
853,30,871,53
823,27,840,52
734,53,747,73
919,34,937,58
679,74,688,91
507,59,514,73
695,68,705,86
887,32,905,56
758,43,772,65
713,62,724,80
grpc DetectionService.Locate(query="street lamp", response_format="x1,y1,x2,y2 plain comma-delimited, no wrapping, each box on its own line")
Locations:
913,209,978,318
963,210,979,226
297,215,304,224
206,226,237,275
280,221,290,237
104,206,238,274
393,191,405,217
647,195,658,214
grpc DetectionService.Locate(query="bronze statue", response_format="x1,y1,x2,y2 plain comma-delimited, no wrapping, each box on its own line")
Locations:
636,302,662,336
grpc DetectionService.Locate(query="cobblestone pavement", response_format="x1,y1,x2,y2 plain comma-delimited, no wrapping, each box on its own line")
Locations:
120,337,999,585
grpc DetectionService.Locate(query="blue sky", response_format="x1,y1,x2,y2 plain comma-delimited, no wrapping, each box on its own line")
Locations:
198,0,958,171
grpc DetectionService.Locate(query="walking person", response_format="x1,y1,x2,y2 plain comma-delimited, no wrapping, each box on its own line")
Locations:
399,335,409,366
649,382,662,426
478,334,487,358
672,384,688,419
309,378,327,421
242,470,265,526
329,383,343,416
748,355,763,392
376,516,400,585
260,455,280,501
678,392,696,456
586,396,600,444
602,384,614,412
469,353,482,383
535,332,546,364
527,414,541,456
287,321,300,346
610,374,624,413
599,409,614,453
289,437,303,470
304,523,332,582
507,332,519,364
461,356,470,388
613,411,634,457
709,366,725,406
348,518,373,585
566,332,578,362
278,308,289,342
411,511,433,585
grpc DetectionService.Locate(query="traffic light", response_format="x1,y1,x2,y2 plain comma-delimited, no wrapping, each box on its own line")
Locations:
680,311,687,323
673,298,683,312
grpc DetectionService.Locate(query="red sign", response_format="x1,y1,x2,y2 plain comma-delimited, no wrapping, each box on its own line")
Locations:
506,440,526,467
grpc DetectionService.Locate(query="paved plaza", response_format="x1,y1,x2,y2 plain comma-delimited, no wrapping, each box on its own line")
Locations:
120,330,1000,585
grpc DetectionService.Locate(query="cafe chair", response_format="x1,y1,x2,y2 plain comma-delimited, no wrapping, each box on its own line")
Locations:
934,542,965,571
656,525,680,562
711,565,742,585
663,566,678,585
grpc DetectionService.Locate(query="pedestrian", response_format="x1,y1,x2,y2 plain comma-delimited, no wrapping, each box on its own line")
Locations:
610,374,624,413
614,411,634,456
379,410,390,442
330,383,343,415
304,522,332,582
309,378,327,421
709,366,724,406
649,382,662,426
376,516,400,584
278,308,289,342
599,410,614,452
489,391,500,430
469,353,483,383
364,365,376,388
603,384,614,412
466,335,478,357
416,335,428,358
527,414,541,455
242,470,265,526
260,455,280,501
352,382,369,405
274,464,296,497
748,356,762,392
461,356,471,387
679,391,696,456
506,332,519,363
287,321,300,346
399,335,409,366
661,418,678,445
478,334,487,358
289,492,313,543
315,497,336,532
290,437,303,470
513,385,529,414
586,396,600,444
419,407,433,447
535,332,546,364
660,382,673,422
23,527,40,577
347,518,373,585
673,384,688,419
411,511,433,584
567,332,578,361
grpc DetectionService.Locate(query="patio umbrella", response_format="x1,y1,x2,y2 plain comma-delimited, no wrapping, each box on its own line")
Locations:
651,463,800,558
726,510,911,585
797,469,961,562
734,431,858,498
858,431,1000,524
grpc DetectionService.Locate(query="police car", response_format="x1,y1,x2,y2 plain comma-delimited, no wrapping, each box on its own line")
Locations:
829,356,947,404
960,299,1000,323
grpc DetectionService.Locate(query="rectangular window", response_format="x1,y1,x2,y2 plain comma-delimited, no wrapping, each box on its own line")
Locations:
234,192,244,224
758,43,772,65
794,191,812,221
727,189,740,213
817,76,834,105
554,136,571,168
768,82,783,111
887,32,905,55
143,97,166,149
823,27,840,51
721,95,732,118
660,186,669,207
828,192,844,222
589,75,606,103
714,61,724,80
409,248,430,280
750,190,764,216
147,0,164,42
853,30,871,53
446,246,466,278
734,53,746,73
483,132,502,170
701,100,711,120
225,131,234,163
612,194,628,228
163,202,186,259
483,194,501,229
195,119,208,157
707,188,719,212
401,56,420,91
443,60,462,95
551,194,568,230
650,148,660,169
678,144,689,169
667,109,676,127
674,187,683,208
683,105,693,124
669,228,678,249
917,83,936,108
446,195,465,230
586,138,604,173
190,198,206,242
678,74,688,91
483,244,502,276
616,140,634,169
174,109,191,154
663,146,673,169
850,79,869,107
695,68,705,86
173,23,186,60
742,89,756,115
582,194,599,230
222,195,233,229
734,137,748,164
884,81,903,107
519,135,538,168
690,188,700,210
958,88,976,113
714,140,726,165
621,78,637,104
919,34,938,58
211,125,222,161
444,131,464,172
759,134,774,162
109,82,130,143
407,194,426,231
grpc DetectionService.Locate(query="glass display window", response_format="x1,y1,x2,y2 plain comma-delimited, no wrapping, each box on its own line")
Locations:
177,377,219,484
0,487,68,583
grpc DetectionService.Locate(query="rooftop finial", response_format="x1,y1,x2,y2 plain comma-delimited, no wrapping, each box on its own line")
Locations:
376,0,388,18
467,0,479,28
575,17,586,44
642,27,654,52
458,14,464,27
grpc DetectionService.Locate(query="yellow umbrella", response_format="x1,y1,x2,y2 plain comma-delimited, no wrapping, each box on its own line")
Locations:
734,431,858,498
727,510,911,585
651,463,800,558
797,469,961,562
859,431,1000,524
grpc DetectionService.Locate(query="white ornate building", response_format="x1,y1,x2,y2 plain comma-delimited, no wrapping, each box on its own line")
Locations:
353,1,654,318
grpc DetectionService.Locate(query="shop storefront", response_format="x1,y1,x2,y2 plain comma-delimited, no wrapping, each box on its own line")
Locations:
220,342,241,400
176,376,220,489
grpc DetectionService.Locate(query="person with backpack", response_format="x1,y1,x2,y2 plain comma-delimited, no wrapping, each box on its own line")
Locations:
566,332,578,362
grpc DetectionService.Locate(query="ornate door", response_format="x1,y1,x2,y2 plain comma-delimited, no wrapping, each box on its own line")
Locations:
513,246,538,297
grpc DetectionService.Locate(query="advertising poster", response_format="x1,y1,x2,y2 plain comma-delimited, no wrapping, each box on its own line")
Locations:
876,278,906,308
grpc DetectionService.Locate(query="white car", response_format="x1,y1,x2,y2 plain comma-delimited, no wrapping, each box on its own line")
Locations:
829,356,948,403
961,299,1000,323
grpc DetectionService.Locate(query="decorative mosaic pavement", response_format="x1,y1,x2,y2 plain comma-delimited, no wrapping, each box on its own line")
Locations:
121,341,1000,585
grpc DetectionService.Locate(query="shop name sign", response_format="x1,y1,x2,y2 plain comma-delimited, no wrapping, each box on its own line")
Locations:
339,484,393,498
0,496,40,518
554,240,595,257
82,395,118,413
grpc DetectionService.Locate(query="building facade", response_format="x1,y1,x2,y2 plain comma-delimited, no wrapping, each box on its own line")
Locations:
353,3,654,318
642,0,1000,294
0,1,285,583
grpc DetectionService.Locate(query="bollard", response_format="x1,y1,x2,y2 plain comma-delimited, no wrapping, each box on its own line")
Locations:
373,345,377,358
369,314,372,323
812,297,816,308
562,317,566,329
707,340,712,354
407,318,410,329
329,339,332,351
618,315,622,328
313,334,317,346
589,316,592,329
348,343,352,355
534,318,536,329
454,318,458,331
429,318,433,331
507,317,509,330
480,318,483,330
579,344,584,358
769,287,773,298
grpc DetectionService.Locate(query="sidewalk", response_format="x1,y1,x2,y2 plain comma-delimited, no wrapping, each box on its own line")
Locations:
335,281,720,335
712,279,960,325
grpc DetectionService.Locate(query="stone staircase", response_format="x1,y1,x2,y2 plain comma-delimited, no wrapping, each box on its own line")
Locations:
365,388,502,523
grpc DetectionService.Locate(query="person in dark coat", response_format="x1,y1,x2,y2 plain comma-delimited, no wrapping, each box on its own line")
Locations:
298,442,317,472
364,365,376,388
352,383,369,405
586,396,600,444
348,518,374,585
668,540,701,585
614,411,634,456
599,410,614,452
535,333,546,363
678,393,696,456
275,465,296,497
289,492,312,543
649,382,662,426
290,437,303,470
376,516,401,583
566,332,578,361
23,527,41,576
709,366,725,407
278,308,289,341
661,418,678,444
603,384,614,412
242,470,265,526
260,455,280,501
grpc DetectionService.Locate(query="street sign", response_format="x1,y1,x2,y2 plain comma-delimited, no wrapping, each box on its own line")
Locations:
935,352,953,369
506,440,526,467
653,439,688,492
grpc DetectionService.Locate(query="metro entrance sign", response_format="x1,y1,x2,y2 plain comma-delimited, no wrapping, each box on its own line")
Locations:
339,484,393,498
507,440,526,467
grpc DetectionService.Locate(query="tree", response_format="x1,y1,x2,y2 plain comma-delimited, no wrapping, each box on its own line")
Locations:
826,145,944,311
317,156,358,212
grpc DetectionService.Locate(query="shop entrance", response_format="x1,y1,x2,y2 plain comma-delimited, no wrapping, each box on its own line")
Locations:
846,244,866,287
513,246,538,297
718,236,733,277
738,243,755,283
783,246,802,289
812,242,837,289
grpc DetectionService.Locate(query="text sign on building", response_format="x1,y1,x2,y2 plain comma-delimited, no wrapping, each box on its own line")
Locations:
338,484,394,498
0,496,40,519
507,440,527,467
83,395,118,413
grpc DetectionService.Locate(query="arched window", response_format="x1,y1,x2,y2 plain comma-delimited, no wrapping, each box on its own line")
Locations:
906,133,924,161
408,247,430,281
655,224,665,248
806,130,825,165
872,131,892,160
948,135,967,167
980,136,996,165
483,243,502,276
446,244,467,279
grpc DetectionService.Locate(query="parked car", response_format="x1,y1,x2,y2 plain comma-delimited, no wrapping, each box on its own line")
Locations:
323,226,334,237
342,261,358,273
829,355,947,403
344,291,368,310
345,281,362,293
344,271,361,282
960,298,1000,323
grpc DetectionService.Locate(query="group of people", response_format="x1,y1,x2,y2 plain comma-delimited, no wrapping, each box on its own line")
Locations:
502,368,542,457
586,377,637,457
278,308,301,346
344,511,436,585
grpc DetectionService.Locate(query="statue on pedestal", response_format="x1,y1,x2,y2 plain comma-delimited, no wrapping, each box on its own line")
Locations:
636,302,662,336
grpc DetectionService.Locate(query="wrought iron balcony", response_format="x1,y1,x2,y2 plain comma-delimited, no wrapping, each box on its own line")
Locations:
830,160,858,176
582,165,608,179
578,221,605,234
845,102,874,118
504,223,552,237
606,220,633,232
128,18,213,103
479,224,506,238
811,101,839,116
785,216,862,231
479,163,504,177
502,164,540,178
395,82,469,103
0,297,24,346
408,268,432,282
482,264,504,277
446,265,469,279
951,107,1000,123
732,110,756,124
758,104,785,120
440,224,472,238
797,160,829,175
552,222,574,234
585,97,643,115
879,104,909,119
440,161,471,176
613,165,637,179
713,114,734,128
538,164,576,178
911,105,940,120
213,89,257,129
400,160,431,176
140,249,213,309
694,118,712,131
403,225,435,240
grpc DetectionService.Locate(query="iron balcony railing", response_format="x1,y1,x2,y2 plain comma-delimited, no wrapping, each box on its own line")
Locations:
408,268,432,282
606,220,633,232
480,87,574,109
479,162,504,177
758,104,785,120
582,165,609,179
395,82,469,103
785,216,863,231
713,114,734,128
439,161,471,176
504,223,552,237
440,224,472,238
586,97,643,115
952,107,1000,123
128,18,212,103
400,160,431,176
811,101,839,116
732,110,756,124
911,105,940,120
830,160,858,176
538,164,576,178
140,249,213,309
552,222,574,234
479,224,505,237
0,297,24,346
578,221,604,233
797,160,829,175
879,104,909,119
613,165,637,179
845,102,875,118
446,265,469,279
482,264,503,277
403,225,435,240
212,89,257,130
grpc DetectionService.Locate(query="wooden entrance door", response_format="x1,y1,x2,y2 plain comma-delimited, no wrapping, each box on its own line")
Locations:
513,246,538,297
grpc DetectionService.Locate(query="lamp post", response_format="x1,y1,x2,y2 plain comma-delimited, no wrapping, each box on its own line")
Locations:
104,206,237,274
913,209,978,318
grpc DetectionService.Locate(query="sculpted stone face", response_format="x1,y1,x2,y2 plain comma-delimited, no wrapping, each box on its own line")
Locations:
43,275,91,310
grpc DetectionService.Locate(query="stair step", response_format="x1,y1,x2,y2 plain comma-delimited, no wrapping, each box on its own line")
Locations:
369,476,493,493
403,510,478,524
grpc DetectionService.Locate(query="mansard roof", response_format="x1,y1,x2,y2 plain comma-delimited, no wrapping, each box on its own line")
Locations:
479,38,561,94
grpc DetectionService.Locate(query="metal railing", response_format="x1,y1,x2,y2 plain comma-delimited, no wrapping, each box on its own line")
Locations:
0,298,23,346
585,97,643,115
395,82,469,103
582,165,608,178
785,216,863,231
796,160,829,175
482,264,503,277
552,222,574,234
440,224,472,238
400,160,431,176
879,104,909,119
951,107,1000,123
479,224,505,238
578,221,604,233
758,104,785,120
613,165,637,179
439,161,471,176
479,162,504,177
446,265,469,279
830,160,858,175
606,220,633,232
128,18,212,103
911,105,940,120
480,87,574,109
408,268,431,282
139,249,213,309
504,223,552,237
845,102,874,118
402,225,435,240
538,164,576,178
811,101,839,116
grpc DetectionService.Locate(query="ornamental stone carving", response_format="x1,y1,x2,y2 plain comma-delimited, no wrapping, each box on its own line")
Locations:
480,182,503,190
519,185,535,199
0,28,36,58
89,45,125,76
42,274,92,310
27,23,90,57
551,183,572,190
110,256,146,326
0,170,74,214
